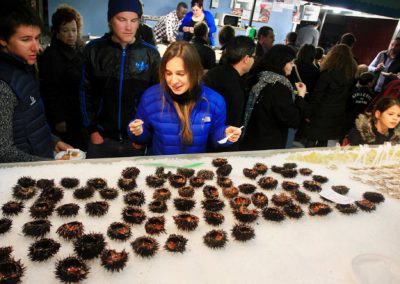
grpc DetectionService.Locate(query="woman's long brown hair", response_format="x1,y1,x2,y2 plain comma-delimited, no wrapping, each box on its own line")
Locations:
159,41,204,145
321,44,357,81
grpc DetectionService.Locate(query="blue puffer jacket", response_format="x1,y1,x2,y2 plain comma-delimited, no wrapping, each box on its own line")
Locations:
128,84,229,155
179,10,217,46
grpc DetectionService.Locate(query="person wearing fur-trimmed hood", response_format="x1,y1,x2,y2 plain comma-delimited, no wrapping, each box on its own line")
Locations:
346,97,400,145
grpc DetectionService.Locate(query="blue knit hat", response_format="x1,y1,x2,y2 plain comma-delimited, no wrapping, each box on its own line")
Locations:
107,0,142,21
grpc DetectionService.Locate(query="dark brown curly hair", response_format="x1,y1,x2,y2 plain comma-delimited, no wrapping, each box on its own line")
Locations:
51,4,83,39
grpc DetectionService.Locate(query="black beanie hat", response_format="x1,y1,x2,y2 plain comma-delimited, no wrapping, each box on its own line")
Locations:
107,0,142,21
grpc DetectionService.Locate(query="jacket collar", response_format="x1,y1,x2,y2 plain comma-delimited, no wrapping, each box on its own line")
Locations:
50,37,82,60
163,84,205,105
0,51,32,72
190,37,209,46
225,64,241,78
104,32,145,49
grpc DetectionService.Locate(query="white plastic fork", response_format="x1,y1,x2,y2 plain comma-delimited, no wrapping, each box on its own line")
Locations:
217,126,244,144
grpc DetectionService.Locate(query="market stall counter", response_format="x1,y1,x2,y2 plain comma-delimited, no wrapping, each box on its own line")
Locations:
0,148,399,283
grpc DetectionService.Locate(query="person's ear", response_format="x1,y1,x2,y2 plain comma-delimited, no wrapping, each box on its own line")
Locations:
0,39,7,48
242,55,251,64
375,110,381,120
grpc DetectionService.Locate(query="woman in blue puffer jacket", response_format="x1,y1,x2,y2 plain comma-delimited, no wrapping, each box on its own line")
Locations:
128,41,242,155
179,0,216,46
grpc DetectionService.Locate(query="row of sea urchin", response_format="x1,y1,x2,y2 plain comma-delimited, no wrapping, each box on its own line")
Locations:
5,164,387,282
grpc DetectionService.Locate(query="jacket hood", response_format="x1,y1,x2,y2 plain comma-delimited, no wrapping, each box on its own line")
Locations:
355,113,400,144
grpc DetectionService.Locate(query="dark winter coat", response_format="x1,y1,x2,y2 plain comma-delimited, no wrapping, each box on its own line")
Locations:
345,86,375,133
241,72,308,150
255,42,266,60
203,64,247,127
347,114,400,145
0,52,53,160
304,70,354,140
289,61,320,96
190,37,216,70
128,84,229,155
38,37,86,148
203,64,248,151
80,34,160,140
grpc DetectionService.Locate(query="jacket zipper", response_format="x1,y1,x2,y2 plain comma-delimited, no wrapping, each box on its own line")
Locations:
118,48,126,140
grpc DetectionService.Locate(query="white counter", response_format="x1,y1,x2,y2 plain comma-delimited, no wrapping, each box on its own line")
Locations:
0,149,399,283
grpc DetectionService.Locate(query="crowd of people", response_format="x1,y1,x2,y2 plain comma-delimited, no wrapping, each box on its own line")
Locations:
0,0,399,164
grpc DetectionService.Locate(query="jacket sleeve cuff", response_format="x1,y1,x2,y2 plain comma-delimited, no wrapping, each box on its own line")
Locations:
87,125,99,134
51,134,61,147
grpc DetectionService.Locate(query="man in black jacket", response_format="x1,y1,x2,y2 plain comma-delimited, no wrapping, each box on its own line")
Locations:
81,0,160,158
203,36,255,151
190,22,215,70
255,26,274,59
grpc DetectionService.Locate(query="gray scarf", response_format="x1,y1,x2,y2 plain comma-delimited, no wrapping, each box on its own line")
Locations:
243,71,294,135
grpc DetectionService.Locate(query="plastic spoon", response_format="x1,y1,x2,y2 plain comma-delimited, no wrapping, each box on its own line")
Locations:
218,126,244,144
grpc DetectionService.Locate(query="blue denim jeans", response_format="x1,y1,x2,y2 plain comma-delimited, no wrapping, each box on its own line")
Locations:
286,128,298,149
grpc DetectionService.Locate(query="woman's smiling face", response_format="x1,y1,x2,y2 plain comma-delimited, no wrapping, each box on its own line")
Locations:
165,57,190,95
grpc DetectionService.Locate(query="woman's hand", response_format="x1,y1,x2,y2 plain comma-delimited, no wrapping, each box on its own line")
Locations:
129,119,144,136
54,141,73,153
225,126,242,143
90,132,104,144
295,82,307,98
183,26,194,33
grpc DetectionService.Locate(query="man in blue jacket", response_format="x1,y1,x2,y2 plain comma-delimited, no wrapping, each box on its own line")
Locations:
81,0,160,158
